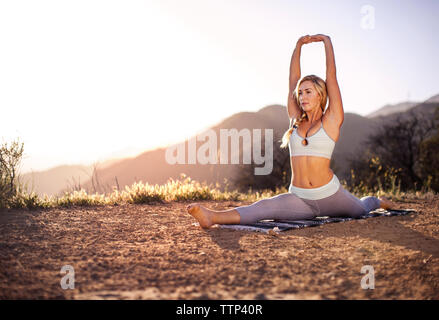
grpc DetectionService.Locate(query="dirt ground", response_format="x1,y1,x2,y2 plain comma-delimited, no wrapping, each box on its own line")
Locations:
1,195,438,300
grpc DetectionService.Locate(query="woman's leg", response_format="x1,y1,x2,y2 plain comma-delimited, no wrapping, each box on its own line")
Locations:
314,185,382,218
378,196,398,210
235,193,318,224
186,204,240,228
187,192,318,228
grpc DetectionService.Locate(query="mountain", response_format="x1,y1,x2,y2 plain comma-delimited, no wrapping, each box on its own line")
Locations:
75,107,386,194
366,93,439,118
366,101,420,118
333,112,377,176
19,158,124,197
74,107,286,195
425,94,439,103
23,94,439,196
370,99,439,126
19,165,93,197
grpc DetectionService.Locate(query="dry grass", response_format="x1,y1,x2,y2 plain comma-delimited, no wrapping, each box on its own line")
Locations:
3,172,437,211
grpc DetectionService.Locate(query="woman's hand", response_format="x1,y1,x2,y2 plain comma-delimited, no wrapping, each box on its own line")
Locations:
297,34,331,47
296,35,313,47
309,34,331,43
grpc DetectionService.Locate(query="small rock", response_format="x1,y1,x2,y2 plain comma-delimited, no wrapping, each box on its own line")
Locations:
268,227,280,236
254,293,267,300
423,255,432,264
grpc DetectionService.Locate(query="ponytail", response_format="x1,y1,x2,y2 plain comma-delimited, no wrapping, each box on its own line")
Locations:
280,112,307,148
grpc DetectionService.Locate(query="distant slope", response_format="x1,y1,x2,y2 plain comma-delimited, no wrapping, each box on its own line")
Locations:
366,101,419,118
77,106,386,193
26,93,439,196
366,93,439,119
425,94,439,103
333,112,378,177
372,100,439,125
19,165,93,197
77,105,288,194
19,158,125,197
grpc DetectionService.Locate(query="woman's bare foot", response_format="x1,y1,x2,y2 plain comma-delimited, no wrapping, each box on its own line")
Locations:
378,196,398,210
186,203,214,229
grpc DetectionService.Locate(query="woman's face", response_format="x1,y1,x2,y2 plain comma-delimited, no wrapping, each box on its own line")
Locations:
298,81,321,112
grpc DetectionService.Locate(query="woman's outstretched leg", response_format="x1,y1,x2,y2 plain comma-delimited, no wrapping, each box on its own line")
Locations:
316,185,399,218
186,204,240,228
187,192,317,228
377,196,398,210
356,195,398,213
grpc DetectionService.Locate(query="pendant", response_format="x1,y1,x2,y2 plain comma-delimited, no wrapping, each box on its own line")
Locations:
302,139,308,146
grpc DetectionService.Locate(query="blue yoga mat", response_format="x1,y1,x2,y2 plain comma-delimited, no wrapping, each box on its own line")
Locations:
217,208,418,233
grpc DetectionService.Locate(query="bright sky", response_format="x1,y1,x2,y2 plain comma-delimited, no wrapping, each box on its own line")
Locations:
1,0,438,173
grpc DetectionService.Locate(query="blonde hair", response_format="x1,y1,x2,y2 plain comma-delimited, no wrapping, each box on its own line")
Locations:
280,75,328,149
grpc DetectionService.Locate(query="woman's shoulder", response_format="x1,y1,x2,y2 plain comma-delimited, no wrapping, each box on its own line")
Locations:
322,113,341,142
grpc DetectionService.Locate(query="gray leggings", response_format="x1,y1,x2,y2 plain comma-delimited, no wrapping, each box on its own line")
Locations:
236,175,381,225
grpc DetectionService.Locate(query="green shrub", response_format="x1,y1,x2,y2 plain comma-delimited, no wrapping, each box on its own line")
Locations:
0,138,24,208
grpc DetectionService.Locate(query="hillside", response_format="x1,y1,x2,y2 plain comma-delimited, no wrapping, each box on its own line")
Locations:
19,158,124,197
77,107,383,193
366,101,419,118
23,94,439,196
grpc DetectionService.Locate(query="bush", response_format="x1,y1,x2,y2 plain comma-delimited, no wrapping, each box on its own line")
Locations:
418,129,439,192
0,138,24,208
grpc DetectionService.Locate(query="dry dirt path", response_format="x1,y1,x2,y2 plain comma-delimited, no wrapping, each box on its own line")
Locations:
1,196,438,299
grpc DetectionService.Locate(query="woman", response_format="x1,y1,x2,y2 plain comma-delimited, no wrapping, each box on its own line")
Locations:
187,34,397,229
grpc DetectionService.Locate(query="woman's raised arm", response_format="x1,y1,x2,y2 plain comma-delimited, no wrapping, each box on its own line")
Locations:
288,35,313,120
311,34,344,125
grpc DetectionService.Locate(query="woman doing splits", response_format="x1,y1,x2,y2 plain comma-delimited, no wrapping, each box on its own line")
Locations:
187,34,397,228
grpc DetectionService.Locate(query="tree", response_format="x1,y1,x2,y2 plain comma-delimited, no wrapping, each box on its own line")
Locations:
418,106,439,191
0,138,24,208
346,108,438,191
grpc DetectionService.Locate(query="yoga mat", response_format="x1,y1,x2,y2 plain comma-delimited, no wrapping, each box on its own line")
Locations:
216,208,418,234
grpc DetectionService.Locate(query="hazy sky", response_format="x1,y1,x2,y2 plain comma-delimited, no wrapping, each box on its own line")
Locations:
1,0,438,173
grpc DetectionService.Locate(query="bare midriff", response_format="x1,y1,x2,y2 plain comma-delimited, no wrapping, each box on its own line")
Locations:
290,156,334,188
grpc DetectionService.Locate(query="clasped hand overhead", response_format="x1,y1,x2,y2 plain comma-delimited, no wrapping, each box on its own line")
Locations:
297,34,331,46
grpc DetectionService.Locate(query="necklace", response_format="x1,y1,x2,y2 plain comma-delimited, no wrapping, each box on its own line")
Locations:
301,120,319,146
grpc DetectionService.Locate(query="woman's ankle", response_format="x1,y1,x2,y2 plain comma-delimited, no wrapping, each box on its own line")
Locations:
212,209,241,225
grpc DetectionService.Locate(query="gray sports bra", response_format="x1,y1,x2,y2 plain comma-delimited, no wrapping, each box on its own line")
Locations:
288,120,336,159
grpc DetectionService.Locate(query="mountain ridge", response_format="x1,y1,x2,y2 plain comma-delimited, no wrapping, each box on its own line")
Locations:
21,93,439,196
